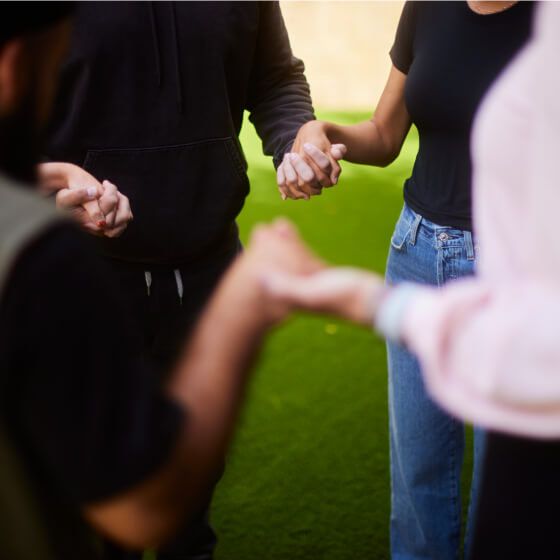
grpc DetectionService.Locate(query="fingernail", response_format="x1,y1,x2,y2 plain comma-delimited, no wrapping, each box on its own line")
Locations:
289,153,298,161
97,220,106,228
303,143,312,151
87,187,97,198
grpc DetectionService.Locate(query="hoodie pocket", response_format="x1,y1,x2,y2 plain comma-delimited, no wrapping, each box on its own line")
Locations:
83,137,249,263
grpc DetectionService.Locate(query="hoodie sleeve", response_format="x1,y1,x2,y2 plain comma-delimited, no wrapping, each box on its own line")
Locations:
246,1,315,169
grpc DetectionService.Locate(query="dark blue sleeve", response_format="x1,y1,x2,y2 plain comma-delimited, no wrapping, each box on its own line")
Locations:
0,225,184,504
246,1,316,169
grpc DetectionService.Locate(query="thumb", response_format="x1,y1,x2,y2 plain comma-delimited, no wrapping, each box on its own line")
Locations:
56,186,99,210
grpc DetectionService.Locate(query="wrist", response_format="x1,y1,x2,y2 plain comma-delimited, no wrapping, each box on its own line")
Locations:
351,272,388,326
37,161,73,193
210,262,275,336
375,283,420,342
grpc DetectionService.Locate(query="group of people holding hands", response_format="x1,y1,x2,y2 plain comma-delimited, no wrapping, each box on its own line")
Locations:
0,2,558,560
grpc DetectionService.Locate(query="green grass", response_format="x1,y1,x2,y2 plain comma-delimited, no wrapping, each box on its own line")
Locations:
149,111,474,559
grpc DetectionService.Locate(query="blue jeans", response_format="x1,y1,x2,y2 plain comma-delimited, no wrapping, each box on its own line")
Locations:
385,203,485,560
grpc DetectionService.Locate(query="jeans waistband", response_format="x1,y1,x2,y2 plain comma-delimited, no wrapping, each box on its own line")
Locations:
403,203,476,260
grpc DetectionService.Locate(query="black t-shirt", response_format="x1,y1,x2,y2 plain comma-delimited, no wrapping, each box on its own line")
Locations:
0,225,183,553
390,1,533,230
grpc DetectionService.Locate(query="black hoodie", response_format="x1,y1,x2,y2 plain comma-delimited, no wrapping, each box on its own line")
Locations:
46,1,315,265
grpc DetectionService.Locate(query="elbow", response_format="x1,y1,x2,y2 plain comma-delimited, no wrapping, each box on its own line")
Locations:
378,137,404,167
376,152,399,168
83,494,195,551
368,146,400,168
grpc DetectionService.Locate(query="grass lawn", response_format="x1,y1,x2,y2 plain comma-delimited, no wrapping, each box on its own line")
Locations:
150,111,474,559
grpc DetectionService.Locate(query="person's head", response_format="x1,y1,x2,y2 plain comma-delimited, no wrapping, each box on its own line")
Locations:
0,2,73,183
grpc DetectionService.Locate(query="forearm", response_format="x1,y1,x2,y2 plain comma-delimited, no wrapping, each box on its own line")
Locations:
167,273,267,489
84,274,267,549
248,1,315,167
323,119,402,167
378,279,560,439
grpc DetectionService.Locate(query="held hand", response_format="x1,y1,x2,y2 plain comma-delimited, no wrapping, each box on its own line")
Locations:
221,219,326,328
277,144,347,201
262,265,387,327
98,180,133,238
39,162,106,233
56,187,106,236
277,120,347,200
39,162,132,237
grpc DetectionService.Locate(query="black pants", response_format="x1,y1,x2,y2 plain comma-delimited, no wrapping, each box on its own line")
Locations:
105,241,239,560
468,431,560,560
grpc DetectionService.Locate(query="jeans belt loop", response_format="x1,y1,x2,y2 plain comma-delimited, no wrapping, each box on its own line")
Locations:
409,212,422,246
464,230,475,260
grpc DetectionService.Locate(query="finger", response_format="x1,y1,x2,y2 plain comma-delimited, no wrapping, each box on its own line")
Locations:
289,153,317,185
283,154,308,200
298,151,332,189
103,224,128,238
331,143,347,160
249,223,271,245
263,268,358,311
303,142,332,173
262,272,320,309
113,193,133,229
327,154,341,186
303,143,334,188
99,180,119,227
271,217,299,239
289,153,323,197
57,188,106,228
56,186,99,209
82,222,107,237
277,164,289,200
277,162,286,186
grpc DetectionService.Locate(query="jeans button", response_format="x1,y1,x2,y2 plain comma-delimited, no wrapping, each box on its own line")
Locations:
439,232,449,242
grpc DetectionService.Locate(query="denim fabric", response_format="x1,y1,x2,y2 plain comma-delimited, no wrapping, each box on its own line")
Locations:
385,203,485,560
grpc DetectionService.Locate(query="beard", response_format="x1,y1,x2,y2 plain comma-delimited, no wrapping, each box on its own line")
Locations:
0,85,41,186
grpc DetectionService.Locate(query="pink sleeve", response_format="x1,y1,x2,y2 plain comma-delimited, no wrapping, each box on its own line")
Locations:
401,280,560,439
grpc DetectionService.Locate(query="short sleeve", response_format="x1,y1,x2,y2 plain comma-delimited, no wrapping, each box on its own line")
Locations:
0,225,185,504
389,1,417,75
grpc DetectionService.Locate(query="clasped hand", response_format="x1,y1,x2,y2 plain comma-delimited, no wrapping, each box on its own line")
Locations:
235,218,386,328
277,121,347,200
38,162,133,238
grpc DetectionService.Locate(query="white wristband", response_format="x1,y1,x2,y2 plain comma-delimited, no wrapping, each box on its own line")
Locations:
375,283,420,343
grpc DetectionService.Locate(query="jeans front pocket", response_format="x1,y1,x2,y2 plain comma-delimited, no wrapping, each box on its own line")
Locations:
83,138,250,263
390,204,418,251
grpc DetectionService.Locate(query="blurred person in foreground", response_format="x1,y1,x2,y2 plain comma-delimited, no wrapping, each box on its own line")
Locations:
0,4,324,559
265,2,560,558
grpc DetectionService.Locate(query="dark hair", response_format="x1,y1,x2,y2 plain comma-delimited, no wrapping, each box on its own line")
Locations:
0,2,74,47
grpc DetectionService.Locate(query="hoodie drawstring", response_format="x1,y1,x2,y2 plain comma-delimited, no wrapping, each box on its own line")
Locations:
173,269,184,306
144,270,183,306
144,271,152,297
